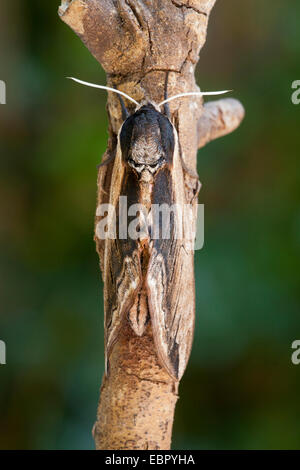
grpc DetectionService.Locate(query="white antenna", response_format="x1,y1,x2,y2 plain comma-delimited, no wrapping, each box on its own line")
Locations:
158,90,232,107
67,77,140,106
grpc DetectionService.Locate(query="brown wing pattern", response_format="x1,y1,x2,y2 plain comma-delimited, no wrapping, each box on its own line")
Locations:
100,147,143,371
146,143,196,380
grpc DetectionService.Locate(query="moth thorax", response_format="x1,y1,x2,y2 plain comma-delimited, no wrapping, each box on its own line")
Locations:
129,134,165,175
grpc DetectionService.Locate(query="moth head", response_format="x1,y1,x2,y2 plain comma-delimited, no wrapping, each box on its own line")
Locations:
119,104,175,176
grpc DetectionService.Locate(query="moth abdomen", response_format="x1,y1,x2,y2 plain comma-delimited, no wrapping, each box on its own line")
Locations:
128,289,150,336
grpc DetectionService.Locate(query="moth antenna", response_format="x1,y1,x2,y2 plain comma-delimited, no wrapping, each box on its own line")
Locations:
158,90,232,108
67,77,140,106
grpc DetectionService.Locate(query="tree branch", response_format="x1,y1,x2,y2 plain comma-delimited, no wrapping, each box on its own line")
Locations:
198,98,245,149
59,0,244,450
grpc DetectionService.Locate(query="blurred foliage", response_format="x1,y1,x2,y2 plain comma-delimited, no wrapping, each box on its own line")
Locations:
0,0,300,449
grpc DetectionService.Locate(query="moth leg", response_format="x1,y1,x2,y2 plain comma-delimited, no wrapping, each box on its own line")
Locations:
97,185,109,196
183,171,202,204
97,153,116,169
180,152,199,180
177,141,201,202
114,85,130,120
190,179,202,203
176,135,198,179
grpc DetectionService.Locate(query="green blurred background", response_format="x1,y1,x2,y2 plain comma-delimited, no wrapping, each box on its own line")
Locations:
0,0,300,449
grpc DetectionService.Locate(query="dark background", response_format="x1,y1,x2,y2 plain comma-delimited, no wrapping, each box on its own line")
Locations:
1,1,300,449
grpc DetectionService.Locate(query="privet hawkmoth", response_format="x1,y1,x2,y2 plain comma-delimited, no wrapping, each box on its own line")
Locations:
69,76,229,380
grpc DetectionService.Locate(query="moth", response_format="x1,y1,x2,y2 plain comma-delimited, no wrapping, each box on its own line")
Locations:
69,76,229,380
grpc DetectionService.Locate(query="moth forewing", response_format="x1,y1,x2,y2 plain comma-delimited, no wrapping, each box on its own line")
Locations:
102,138,143,372
146,127,196,380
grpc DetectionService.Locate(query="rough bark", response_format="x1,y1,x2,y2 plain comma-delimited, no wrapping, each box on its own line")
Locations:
59,0,244,450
